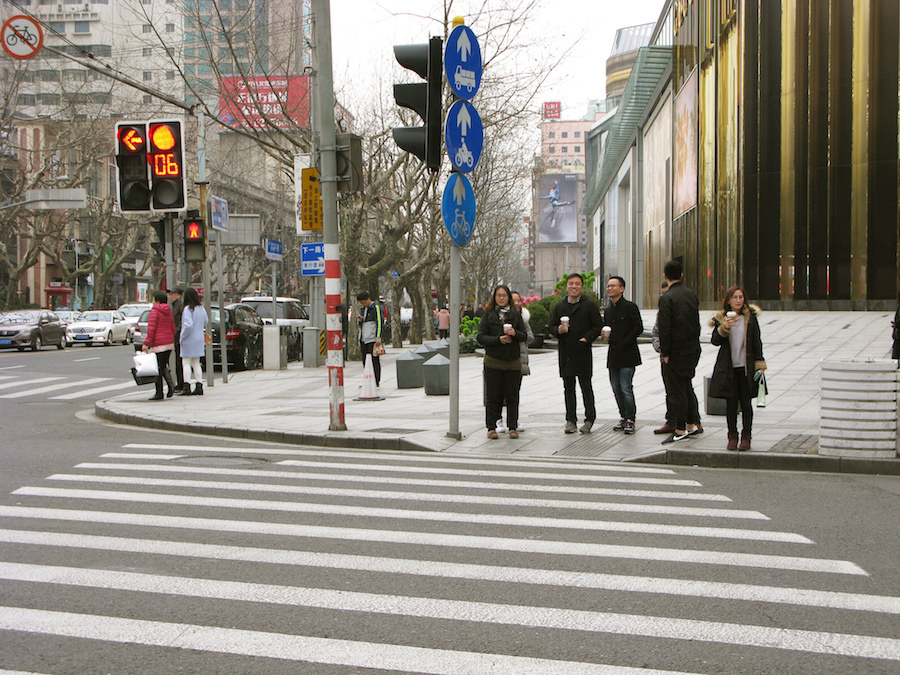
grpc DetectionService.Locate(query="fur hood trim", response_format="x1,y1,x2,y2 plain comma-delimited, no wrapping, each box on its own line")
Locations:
709,303,762,327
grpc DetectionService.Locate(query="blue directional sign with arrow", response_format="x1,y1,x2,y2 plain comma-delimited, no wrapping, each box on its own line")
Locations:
444,24,481,100
445,100,483,173
442,173,476,247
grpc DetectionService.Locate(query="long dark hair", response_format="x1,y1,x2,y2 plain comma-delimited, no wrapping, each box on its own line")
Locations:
723,285,748,313
183,287,201,310
484,285,514,313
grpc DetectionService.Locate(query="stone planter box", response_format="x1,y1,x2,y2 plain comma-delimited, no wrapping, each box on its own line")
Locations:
819,359,899,459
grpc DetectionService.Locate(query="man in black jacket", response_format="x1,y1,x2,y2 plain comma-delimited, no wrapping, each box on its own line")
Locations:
549,273,604,434
602,276,643,434
657,260,702,443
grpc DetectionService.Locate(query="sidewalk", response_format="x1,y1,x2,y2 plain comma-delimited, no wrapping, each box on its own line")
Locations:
96,310,900,475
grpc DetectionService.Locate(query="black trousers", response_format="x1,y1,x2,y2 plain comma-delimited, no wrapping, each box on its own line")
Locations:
662,361,699,429
563,373,595,423
154,350,175,396
660,361,672,423
360,342,381,385
726,366,754,434
173,342,184,388
484,366,522,430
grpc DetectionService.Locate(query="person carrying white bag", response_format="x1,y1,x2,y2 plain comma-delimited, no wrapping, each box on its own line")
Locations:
141,290,177,400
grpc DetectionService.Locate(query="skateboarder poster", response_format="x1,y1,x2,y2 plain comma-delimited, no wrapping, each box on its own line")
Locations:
537,173,578,243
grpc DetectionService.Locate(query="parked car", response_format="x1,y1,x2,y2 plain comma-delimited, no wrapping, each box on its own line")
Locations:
131,309,152,350
0,310,66,351
117,302,153,328
66,310,133,346
239,296,309,360
202,303,264,371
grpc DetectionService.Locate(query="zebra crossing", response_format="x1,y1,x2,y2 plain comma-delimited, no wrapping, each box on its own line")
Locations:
0,372,134,400
0,443,898,673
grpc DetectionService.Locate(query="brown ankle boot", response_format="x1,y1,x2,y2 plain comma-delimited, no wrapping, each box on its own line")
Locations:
726,432,738,451
738,432,751,451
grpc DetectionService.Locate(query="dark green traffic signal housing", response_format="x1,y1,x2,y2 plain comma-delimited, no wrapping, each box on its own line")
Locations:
115,122,151,213
392,36,443,172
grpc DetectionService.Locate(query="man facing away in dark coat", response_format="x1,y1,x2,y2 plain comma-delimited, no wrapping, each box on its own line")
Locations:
657,260,702,443
602,276,643,435
548,273,604,434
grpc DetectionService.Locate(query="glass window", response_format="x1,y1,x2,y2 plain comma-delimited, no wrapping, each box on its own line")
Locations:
143,47,152,57
562,146,568,153
73,21,90,33
575,146,581,153
166,71,175,80
142,24,152,34
143,71,152,81
48,21,65,34
18,94,35,106
575,131,581,138
143,95,153,104
548,131,555,138
561,131,568,138
166,23,175,33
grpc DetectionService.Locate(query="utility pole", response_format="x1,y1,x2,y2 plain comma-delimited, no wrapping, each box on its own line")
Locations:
312,0,345,430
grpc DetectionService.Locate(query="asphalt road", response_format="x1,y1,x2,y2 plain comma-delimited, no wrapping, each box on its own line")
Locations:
1,345,899,673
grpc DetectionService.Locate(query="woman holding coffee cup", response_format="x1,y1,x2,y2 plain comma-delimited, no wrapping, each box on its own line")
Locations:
477,284,527,439
708,285,766,450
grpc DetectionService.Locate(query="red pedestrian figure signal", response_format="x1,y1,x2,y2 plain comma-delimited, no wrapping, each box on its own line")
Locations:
183,218,206,262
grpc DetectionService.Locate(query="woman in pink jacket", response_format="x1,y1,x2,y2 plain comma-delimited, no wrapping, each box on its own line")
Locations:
141,290,177,400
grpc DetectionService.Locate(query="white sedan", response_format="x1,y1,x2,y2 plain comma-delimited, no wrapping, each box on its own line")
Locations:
66,310,133,346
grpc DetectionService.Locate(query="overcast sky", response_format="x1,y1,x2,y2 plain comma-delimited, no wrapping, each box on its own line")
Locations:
330,0,666,119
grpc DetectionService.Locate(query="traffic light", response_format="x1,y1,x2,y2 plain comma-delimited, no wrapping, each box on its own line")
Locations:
115,122,151,213
392,35,443,172
147,120,186,211
183,217,206,262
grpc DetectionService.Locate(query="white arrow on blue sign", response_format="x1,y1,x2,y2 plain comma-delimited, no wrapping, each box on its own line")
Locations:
301,242,324,276
442,173,476,247
445,100,483,173
444,24,481,100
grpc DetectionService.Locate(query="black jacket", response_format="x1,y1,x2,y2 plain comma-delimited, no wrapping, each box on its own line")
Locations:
708,305,766,398
549,295,603,377
477,307,526,362
657,281,701,376
603,297,643,368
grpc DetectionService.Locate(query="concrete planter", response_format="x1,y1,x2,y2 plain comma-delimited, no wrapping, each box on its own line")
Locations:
819,359,899,459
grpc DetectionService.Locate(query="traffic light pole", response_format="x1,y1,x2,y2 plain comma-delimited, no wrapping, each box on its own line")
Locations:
312,0,345,430
164,213,175,291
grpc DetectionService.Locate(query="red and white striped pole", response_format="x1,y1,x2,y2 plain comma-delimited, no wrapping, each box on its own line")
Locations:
313,0,346,430
325,243,345,429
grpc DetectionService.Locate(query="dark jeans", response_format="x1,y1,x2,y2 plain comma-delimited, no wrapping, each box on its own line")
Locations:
563,374,595,423
360,341,381,385
726,366,754,434
660,360,672,423
484,366,522,430
609,367,636,420
662,361,699,429
155,349,174,396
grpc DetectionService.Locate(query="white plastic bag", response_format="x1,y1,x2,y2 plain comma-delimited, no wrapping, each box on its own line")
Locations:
754,370,767,408
133,352,158,378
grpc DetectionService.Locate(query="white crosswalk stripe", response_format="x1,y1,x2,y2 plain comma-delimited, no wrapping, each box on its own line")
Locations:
0,442,896,673
0,377,109,399
0,371,135,400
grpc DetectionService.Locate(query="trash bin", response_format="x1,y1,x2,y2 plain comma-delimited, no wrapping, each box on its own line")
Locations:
423,353,450,396
396,350,425,389
703,374,727,416
303,326,325,368
263,325,287,370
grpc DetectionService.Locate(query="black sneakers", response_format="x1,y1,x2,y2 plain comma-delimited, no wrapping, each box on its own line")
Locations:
623,419,635,435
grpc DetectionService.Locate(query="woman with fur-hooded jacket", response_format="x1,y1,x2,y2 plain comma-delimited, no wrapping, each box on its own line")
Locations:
709,286,767,450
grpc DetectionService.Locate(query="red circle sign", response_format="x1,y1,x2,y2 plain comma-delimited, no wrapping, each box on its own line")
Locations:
2,15,43,60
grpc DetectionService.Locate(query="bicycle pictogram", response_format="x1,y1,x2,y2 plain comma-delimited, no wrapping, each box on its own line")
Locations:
1,15,43,60
6,24,38,47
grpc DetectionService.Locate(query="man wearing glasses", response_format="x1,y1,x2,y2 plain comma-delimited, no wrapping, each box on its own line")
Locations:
602,276,643,435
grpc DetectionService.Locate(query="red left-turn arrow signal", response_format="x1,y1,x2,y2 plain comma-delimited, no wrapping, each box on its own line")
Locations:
121,128,144,152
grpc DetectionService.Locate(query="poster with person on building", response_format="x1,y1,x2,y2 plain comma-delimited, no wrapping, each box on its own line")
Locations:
538,174,578,243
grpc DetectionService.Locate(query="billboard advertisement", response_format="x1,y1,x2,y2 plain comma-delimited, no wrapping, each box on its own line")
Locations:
537,173,578,243
673,69,698,218
218,75,310,130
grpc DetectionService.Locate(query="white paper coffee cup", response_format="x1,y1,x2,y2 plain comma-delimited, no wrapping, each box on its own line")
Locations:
601,326,611,337
560,317,570,325
726,311,737,318
503,323,512,331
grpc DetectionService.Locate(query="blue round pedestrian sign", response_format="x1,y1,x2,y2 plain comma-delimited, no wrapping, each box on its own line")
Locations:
441,174,476,247
444,25,482,100
445,100,483,173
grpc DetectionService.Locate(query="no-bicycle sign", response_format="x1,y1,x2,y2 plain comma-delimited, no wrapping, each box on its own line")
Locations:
2,15,43,60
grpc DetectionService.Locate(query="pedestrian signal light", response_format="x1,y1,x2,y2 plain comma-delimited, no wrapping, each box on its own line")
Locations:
183,218,206,262
147,120,186,211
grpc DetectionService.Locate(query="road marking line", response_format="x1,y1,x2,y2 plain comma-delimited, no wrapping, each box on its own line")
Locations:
12,486,795,542
0,506,866,574
50,380,135,400
122,442,678,474
0,376,62,392
72,356,102,362
79,461,731,501
0,365,25,370
1,565,898,659
46,473,769,521
0,377,109,399
1,529,894,613
0,607,683,675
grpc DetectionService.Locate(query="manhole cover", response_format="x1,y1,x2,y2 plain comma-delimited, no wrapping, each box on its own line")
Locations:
172,455,270,467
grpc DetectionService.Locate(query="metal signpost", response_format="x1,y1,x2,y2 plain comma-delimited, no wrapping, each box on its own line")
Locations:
442,19,483,439
210,194,229,382
265,239,283,332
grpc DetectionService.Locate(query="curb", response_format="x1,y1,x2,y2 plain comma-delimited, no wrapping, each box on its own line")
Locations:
630,448,900,475
94,400,437,453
